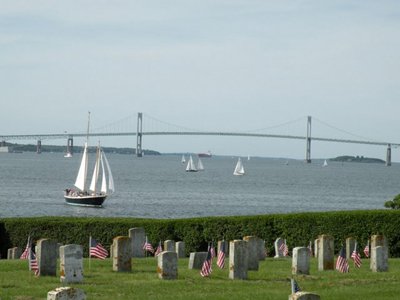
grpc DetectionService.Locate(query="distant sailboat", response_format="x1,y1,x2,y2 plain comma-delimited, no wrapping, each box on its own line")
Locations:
181,155,186,164
197,157,204,171
247,155,251,161
64,112,115,207
323,159,328,167
233,157,245,176
186,155,198,172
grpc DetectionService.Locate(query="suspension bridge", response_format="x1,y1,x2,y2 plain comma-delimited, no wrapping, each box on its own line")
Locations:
0,113,398,165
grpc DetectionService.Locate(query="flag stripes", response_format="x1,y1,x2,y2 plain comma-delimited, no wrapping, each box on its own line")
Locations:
89,237,108,259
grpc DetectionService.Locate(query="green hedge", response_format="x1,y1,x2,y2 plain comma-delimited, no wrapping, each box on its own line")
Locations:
1,210,400,258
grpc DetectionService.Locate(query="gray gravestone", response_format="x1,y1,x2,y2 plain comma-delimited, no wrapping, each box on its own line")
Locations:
243,236,259,270
370,235,388,269
128,227,145,258
314,239,319,259
112,236,131,272
257,238,266,260
292,247,310,275
289,292,321,300
229,240,248,280
47,287,86,300
37,238,58,276
371,246,388,272
8,247,21,259
345,237,356,260
157,251,178,279
175,241,185,258
164,240,175,252
188,252,208,269
274,237,285,258
60,244,83,284
318,234,334,271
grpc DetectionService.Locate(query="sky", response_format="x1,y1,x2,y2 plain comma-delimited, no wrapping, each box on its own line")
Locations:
1,0,400,160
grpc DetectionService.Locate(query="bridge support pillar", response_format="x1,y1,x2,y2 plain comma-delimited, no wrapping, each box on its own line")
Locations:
136,112,143,157
37,140,42,154
305,116,312,163
67,137,73,155
386,144,391,166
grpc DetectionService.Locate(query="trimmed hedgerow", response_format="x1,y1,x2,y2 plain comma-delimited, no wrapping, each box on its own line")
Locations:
1,210,400,258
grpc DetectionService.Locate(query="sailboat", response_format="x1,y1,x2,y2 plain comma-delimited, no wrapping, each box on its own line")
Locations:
181,155,186,164
64,113,115,207
197,157,204,171
186,155,198,172
64,152,72,158
323,159,328,167
233,157,245,176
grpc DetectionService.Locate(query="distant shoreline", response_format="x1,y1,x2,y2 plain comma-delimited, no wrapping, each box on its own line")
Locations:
330,155,385,164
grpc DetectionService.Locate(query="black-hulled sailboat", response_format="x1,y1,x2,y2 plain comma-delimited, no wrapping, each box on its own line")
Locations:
64,113,114,207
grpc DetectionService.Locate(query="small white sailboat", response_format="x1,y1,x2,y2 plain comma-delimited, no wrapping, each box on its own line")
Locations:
247,155,251,161
186,155,198,172
233,157,245,176
197,157,204,171
181,155,186,164
64,152,72,158
323,159,328,167
64,113,115,207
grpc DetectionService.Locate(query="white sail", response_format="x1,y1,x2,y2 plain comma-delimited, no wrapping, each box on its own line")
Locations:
233,157,245,176
102,151,114,193
100,153,107,193
197,157,204,171
74,142,88,191
323,159,328,167
181,155,186,163
186,155,197,172
89,146,101,192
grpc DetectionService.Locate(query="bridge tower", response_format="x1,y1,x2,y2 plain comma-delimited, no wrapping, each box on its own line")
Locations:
386,144,391,166
136,112,143,157
67,136,73,155
305,116,312,163
36,140,42,154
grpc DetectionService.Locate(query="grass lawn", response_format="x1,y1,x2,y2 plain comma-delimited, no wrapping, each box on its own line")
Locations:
0,257,399,299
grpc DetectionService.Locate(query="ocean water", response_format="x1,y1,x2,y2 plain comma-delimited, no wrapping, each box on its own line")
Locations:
0,152,398,219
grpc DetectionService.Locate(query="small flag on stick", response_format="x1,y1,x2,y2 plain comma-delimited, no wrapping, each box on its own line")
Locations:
363,241,370,258
336,247,349,273
154,240,163,256
20,235,31,259
143,236,154,254
89,236,108,259
291,278,301,293
200,243,213,277
29,249,39,276
216,241,226,269
351,242,362,268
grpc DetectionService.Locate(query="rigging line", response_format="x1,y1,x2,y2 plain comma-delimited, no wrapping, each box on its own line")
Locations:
144,113,203,132
91,113,137,133
241,116,307,133
312,117,384,143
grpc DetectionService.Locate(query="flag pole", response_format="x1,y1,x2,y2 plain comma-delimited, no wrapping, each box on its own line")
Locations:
89,235,92,273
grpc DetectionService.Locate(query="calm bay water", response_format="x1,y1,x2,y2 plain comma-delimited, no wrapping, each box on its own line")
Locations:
0,152,398,219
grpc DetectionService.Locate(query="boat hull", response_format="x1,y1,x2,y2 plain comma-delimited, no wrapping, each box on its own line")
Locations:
64,194,107,207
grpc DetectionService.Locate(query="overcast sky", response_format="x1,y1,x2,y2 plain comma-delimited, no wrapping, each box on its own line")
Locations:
1,1,400,160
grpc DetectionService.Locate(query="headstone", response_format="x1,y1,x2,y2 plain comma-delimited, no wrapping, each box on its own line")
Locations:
128,227,145,258
175,241,185,258
243,236,259,270
164,240,175,252
7,247,21,259
112,236,131,272
59,244,83,284
345,237,356,260
370,235,388,269
256,238,266,260
292,247,310,275
317,234,334,271
188,252,208,269
371,246,388,272
37,238,58,276
289,292,321,300
229,240,248,280
157,251,178,279
314,239,319,259
218,240,229,257
47,287,86,300
274,237,285,258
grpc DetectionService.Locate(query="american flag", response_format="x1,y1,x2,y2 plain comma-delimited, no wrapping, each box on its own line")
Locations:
279,239,289,256
200,246,213,277
208,242,216,259
29,249,39,276
363,241,370,258
143,236,154,254
20,235,31,259
89,237,108,259
216,241,226,269
335,247,349,273
154,240,163,256
351,242,362,268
